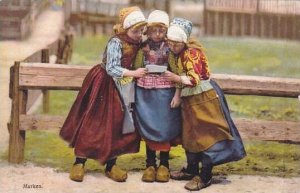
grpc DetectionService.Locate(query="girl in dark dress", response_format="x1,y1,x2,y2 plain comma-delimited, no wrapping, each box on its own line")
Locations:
60,6,147,183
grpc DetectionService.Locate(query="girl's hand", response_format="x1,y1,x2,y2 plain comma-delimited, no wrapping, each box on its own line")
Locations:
133,68,147,78
123,68,147,78
170,94,181,108
164,70,181,83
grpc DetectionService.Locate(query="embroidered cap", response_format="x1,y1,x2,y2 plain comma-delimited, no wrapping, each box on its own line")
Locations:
147,10,169,27
167,17,193,43
119,6,146,29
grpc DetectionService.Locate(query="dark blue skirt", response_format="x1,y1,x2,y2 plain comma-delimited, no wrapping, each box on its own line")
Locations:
200,80,246,166
135,86,182,142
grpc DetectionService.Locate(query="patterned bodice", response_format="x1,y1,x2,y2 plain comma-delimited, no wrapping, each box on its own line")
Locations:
102,34,140,70
136,40,174,89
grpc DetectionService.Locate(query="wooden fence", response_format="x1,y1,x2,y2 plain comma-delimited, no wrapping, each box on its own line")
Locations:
8,32,73,117
7,62,300,163
130,0,170,15
204,0,300,40
69,0,171,36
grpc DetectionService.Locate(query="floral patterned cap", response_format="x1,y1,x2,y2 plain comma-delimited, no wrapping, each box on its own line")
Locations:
167,17,193,43
171,18,193,38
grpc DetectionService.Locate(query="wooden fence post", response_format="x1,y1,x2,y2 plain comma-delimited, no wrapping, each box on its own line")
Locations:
214,11,220,36
250,14,255,36
259,14,265,38
203,0,208,35
41,49,50,113
57,37,64,64
67,33,74,62
165,0,170,17
223,12,229,36
292,15,297,40
8,62,26,163
269,15,274,38
232,12,237,36
207,11,213,35
283,16,288,39
240,13,246,36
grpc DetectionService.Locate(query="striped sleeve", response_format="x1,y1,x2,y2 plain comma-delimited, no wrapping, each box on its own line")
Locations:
105,37,126,78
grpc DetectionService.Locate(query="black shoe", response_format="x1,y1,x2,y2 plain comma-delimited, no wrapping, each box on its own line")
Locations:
184,176,212,191
170,167,195,181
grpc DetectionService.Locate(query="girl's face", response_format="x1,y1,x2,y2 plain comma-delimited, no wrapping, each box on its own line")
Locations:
127,25,145,42
168,40,185,55
147,26,167,43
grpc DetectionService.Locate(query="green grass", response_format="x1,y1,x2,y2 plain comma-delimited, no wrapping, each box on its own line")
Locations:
202,37,300,78
227,95,300,121
71,36,300,78
2,130,299,177
2,36,300,177
202,37,300,121
70,35,109,65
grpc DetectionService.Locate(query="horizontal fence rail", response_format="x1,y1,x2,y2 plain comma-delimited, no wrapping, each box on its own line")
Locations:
18,63,300,98
9,34,74,114
19,115,300,142
7,62,300,163
211,74,300,98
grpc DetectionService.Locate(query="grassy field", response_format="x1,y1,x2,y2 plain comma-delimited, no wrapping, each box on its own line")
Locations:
14,130,300,177
2,36,299,177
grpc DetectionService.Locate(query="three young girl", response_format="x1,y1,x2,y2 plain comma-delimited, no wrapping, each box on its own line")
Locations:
60,6,246,191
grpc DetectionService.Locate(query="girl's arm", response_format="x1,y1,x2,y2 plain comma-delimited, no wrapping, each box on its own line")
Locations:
167,49,207,87
164,71,193,86
106,38,126,78
165,49,204,86
123,68,147,78
106,38,147,78
181,49,202,86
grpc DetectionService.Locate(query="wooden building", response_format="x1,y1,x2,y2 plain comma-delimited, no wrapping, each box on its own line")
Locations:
69,0,171,35
69,0,128,35
0,0,49,40
204,0,300,40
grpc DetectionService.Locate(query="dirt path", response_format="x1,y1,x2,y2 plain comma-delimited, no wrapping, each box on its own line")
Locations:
0,160,299,193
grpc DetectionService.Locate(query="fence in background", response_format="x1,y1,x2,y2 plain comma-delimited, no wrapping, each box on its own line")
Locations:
7,62,300,163
204,0,300,40
9,32,73,116
69,0,171,35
